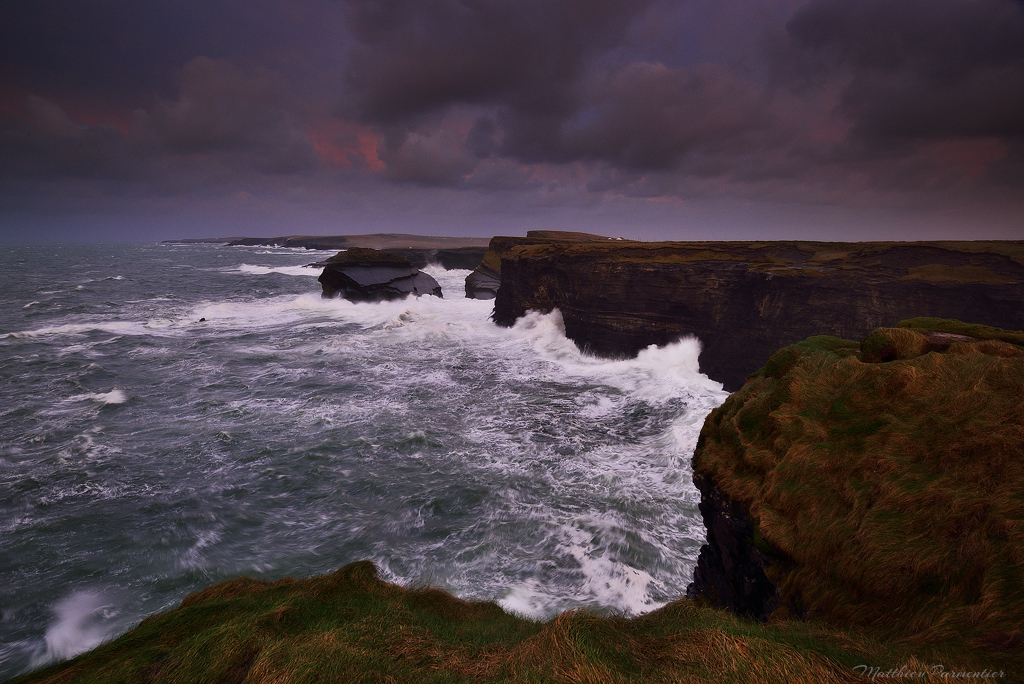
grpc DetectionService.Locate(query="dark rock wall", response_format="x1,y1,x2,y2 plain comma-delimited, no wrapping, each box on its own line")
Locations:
381,247,487,270
492,241,1024,390
686,473,783,621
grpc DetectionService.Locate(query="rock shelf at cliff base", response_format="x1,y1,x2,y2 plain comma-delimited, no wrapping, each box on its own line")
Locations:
486,236,1024,390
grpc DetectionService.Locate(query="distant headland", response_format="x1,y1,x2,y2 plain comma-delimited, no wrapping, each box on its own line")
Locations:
162,233,491,250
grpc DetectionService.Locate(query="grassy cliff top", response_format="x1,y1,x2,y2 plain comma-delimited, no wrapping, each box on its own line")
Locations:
323,247,414,267
693,318,1024,646
497,240,1024,281
14,561,1017,684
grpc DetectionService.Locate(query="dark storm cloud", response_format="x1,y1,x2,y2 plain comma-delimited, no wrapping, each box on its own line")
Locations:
1,57,318,182
0,1,339,185
340,0,656,122
0,95,133,179
784,0,1024,141
2,1,245,102
333,0,1024,196
375,126,477,185
148,58,319,173
1,0,1022,239
332,0,784,185
526,62,771,169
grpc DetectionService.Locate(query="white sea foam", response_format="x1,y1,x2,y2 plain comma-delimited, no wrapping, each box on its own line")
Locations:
23,301,39,308
1,248,731,676
126,295,714,621
4,321,150,339
32,592,118,666
497,515,668,619
503,310,722,399
82,389,127,405
234,263,320,277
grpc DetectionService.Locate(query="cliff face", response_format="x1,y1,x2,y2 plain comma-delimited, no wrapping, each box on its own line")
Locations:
685,472,783,621
491,240,1024,390
464,231,620,299
687,320,1024,643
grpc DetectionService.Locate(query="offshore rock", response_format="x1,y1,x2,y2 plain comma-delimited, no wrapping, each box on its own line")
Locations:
465,264,501,299
491,240,1024,390
687,320,1024,642
318,248,442,302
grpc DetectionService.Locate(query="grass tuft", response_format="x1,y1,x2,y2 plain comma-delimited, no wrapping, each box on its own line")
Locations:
695,318,1024,655
15,557,1020,683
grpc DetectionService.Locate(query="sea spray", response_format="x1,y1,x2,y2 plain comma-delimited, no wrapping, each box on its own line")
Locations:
0,244,728,679
33,592,119,667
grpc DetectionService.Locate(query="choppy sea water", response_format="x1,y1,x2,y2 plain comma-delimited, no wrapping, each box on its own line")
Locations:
0,243,727,680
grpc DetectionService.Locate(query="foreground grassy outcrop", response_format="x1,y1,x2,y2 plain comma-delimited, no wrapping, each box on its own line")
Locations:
693,318,1024,654
13,561,1016,684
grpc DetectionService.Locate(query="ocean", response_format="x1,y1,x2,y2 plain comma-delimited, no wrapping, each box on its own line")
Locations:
0,242,727,680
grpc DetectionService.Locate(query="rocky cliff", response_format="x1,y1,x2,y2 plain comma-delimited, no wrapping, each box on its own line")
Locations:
491,240,1024,390
687,319,1024,647
464,231,621,299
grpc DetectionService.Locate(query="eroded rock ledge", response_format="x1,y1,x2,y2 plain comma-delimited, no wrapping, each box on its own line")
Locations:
318,247,442,302
489,239,1024,390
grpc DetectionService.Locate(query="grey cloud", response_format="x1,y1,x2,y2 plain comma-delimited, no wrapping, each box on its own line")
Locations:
340,0,656,122
552,63,772,169
785,0,1024,141
150,58,319,173
377,128,477,186
0,0,347,103
0,96,132,179
1,59,319,183
336,1,780,179
2,0,1022,236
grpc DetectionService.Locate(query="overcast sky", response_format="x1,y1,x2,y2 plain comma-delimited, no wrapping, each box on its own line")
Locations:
1,0,1022,242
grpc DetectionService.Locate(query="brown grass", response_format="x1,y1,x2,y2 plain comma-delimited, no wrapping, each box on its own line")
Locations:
901,264,1016,284
694,322,1024,649
17,558,1019,684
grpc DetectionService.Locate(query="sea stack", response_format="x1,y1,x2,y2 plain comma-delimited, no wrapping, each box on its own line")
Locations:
318,247,442,302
